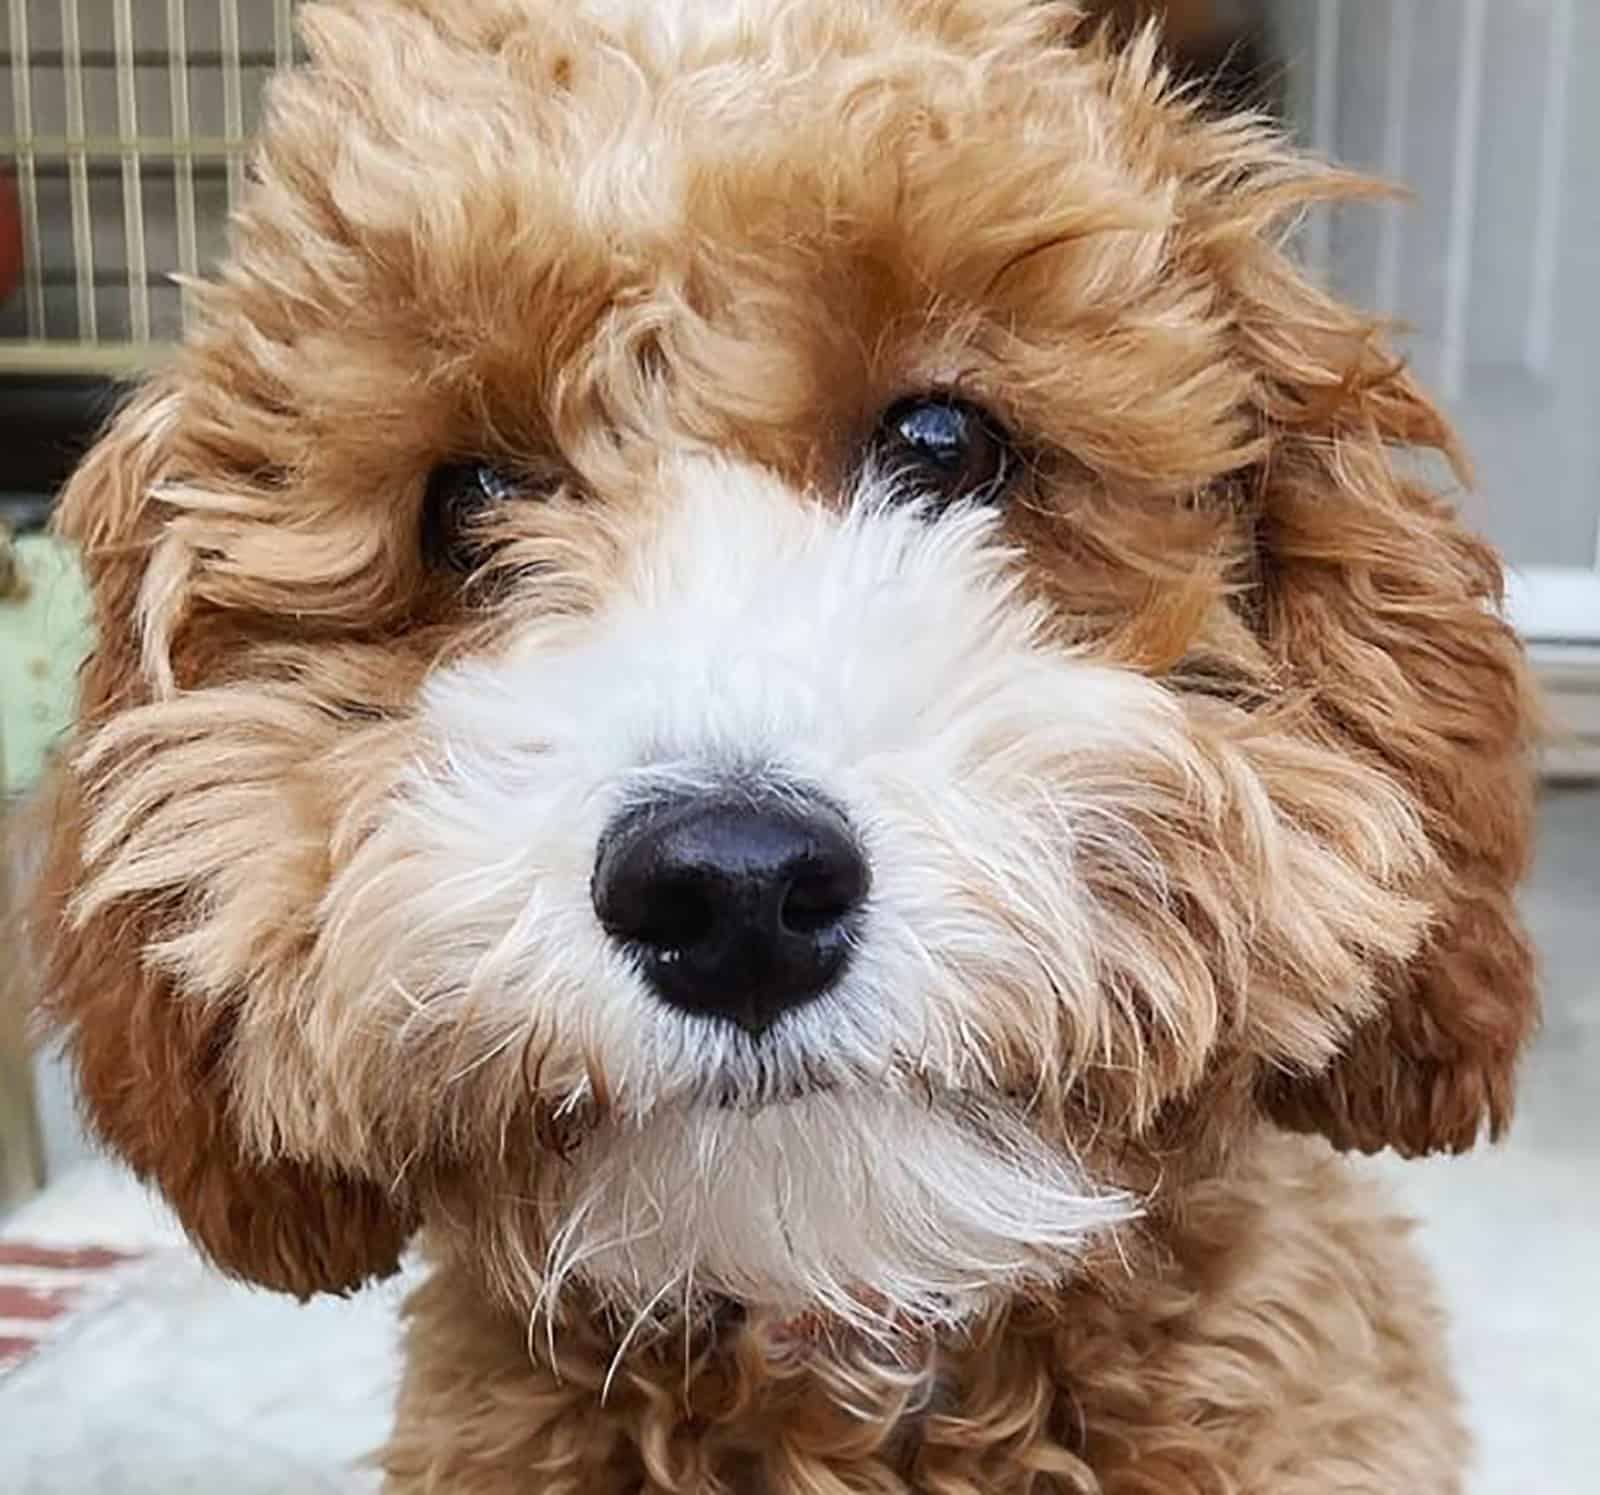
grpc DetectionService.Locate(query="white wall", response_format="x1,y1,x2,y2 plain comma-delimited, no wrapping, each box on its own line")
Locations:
1267,0,1600,576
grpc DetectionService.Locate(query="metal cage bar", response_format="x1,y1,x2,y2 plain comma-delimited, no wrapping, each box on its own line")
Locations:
220,0,244,209
168,0,200,289
1,1,302,372
60,0,97,342
1374,1,1414,321
274,0,294,73
1528,0,1573,379
114,0,150,343
5,0,45,337
1304,0,1340,280
1440,0,1488,403
4,133,250,158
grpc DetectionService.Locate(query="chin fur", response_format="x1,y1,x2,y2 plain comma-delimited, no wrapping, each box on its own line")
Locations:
540,1088,1138,1339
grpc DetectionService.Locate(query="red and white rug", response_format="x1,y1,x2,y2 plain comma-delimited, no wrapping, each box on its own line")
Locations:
0,1240,145,1378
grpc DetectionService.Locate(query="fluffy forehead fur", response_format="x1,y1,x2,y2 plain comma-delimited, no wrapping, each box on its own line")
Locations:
37,0,1534,1360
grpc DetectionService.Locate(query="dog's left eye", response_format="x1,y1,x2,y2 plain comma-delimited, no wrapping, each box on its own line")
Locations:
421,461,527,572
873,396,1015,508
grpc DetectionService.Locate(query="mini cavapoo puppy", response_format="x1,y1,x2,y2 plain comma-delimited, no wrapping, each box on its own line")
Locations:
31,2,1537,1490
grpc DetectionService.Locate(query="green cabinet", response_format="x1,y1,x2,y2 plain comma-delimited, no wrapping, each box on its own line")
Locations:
1,535,90,796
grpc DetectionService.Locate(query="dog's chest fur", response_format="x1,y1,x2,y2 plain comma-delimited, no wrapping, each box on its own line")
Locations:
383,1138,1465,1492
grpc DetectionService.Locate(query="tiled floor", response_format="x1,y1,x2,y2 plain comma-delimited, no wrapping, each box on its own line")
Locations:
2,791,1597,1494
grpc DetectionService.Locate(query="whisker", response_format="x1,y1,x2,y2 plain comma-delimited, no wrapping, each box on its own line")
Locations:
602,1274,678,1404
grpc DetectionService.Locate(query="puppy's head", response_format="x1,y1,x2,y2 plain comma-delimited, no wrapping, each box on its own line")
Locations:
35,0,1536,1329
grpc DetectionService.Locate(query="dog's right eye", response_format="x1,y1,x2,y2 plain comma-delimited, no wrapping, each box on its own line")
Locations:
421,461,525,572
870,396,1016,510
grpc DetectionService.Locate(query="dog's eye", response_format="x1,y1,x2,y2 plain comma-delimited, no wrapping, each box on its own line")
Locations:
873,396,1015,508
421,461,526,572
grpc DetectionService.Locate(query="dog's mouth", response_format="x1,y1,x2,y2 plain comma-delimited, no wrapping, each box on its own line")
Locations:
704,1063,838,1113
685,1038,1003,1119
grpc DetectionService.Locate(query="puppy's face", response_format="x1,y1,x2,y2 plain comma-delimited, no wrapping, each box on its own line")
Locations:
39,0,1536,1331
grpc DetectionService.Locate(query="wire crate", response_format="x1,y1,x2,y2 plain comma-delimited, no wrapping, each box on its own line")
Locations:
1,0,299,375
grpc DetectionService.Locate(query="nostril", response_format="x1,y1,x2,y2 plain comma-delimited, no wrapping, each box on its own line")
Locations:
779,861,866,936
629,874,716,952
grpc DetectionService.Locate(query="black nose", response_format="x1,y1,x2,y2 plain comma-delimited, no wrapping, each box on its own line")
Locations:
592,794,869,1034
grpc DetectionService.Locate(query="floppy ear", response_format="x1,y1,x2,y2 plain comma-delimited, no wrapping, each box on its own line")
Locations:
28,385,414,1296
1234,256,1539,1156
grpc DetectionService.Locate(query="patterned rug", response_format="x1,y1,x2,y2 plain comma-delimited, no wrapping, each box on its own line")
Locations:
0,1241,145,1378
